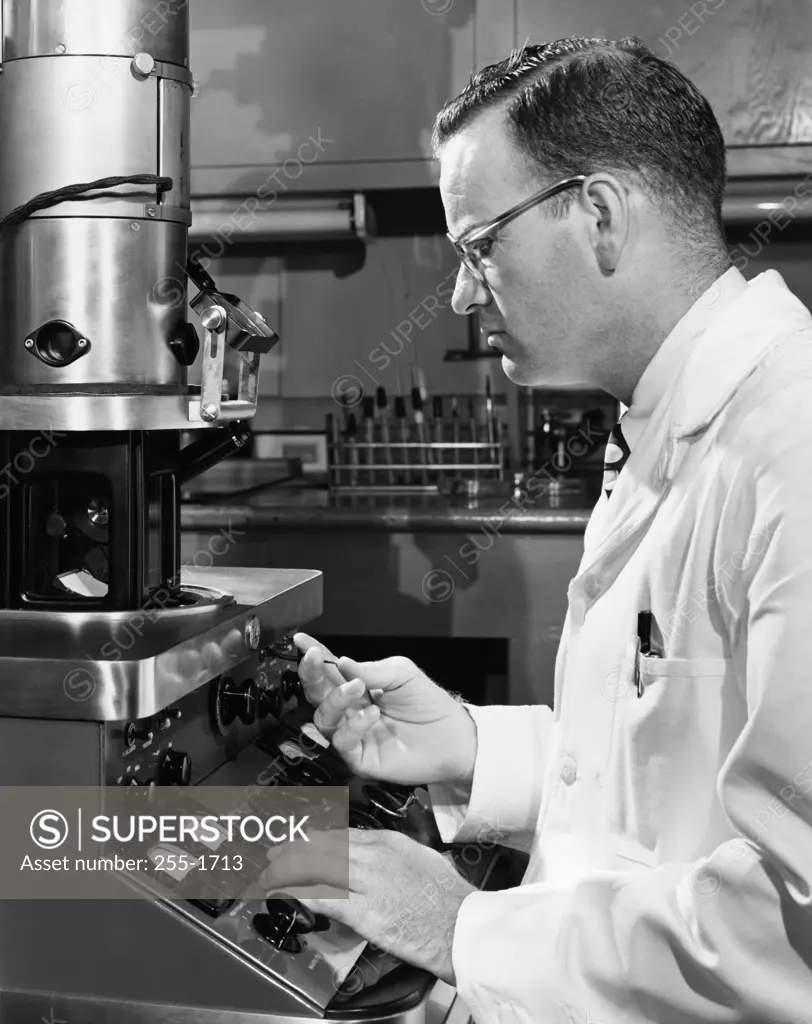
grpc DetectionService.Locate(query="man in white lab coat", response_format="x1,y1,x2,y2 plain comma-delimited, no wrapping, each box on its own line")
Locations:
261,37,812,1022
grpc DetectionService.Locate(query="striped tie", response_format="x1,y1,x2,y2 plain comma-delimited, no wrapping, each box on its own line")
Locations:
603,418,630,499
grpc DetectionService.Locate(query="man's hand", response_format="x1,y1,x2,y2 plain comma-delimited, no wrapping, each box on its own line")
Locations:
259,828,475,984
294,633,478,786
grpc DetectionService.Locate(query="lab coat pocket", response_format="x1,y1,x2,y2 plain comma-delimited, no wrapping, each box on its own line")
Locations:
607,654,733,857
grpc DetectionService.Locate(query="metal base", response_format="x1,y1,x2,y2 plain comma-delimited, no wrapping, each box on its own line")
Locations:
0,567,322,720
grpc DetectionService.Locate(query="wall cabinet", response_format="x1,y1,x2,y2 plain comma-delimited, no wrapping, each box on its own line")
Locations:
190,0,475,194
516,0,812,147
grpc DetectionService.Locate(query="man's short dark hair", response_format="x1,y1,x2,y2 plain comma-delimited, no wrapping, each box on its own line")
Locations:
433,37,728,245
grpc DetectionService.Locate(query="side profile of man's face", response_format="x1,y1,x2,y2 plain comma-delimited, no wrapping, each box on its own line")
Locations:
439,107,600,387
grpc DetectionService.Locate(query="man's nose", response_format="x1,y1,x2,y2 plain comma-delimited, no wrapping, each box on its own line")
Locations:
451,265,491,316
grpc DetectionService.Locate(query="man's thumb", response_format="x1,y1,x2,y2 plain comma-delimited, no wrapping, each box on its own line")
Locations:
336,656,407,693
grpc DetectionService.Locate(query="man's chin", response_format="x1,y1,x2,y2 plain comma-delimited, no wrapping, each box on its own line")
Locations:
500,356,580,389
500,356,541,387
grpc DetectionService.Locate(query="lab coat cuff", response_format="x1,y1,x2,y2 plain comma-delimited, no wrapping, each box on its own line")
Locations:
451,885,576,1023
429,705,545,844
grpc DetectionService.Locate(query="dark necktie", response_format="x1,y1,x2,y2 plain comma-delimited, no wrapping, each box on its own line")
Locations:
603,418,630,499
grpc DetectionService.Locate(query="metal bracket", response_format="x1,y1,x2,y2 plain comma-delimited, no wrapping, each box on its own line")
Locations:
189,305,263,425
186,260,279,426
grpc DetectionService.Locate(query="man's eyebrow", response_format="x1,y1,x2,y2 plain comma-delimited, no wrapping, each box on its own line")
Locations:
452,214,495,241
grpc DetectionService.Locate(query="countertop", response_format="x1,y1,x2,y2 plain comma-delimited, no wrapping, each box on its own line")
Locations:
180,487,593,534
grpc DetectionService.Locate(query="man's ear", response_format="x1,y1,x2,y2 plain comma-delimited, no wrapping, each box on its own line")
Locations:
578,175,630,274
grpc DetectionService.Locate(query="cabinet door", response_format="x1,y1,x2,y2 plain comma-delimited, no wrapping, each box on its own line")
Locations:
517,0,812,146
190,0,475,177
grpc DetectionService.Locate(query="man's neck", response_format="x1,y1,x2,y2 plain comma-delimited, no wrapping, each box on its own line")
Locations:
600,263,732,405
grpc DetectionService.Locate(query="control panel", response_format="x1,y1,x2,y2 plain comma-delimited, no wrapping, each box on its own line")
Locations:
98,633,503,1015
104,635,304,787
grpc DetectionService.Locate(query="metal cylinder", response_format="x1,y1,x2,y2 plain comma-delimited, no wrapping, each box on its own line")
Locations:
0,0,194,430
1,0,190,65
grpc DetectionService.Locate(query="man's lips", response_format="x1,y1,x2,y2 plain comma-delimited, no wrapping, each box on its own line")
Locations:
484,330,507,348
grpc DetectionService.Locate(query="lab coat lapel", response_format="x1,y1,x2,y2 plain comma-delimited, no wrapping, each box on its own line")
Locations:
576,271,812,596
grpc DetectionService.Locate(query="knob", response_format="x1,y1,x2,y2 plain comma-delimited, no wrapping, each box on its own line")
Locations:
265,896,317,933
159,750,192,786
264,896,329,934
158,708,182,731
280,670,301,702
126,722,154,746
45,513,67,538
258,687,283,720
220,678,258,726
268,636,298,661
251,912,302,953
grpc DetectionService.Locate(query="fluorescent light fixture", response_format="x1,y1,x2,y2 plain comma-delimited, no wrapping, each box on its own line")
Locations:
188,193,374,243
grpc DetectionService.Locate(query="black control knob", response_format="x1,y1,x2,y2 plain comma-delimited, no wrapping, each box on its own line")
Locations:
126,722,154,746
159,750,192,786
280,670,301,702
158,708,182,731
268,636,298,661
220,677,259,726
251,912,303,953
265,896,317,934
258,687,283,720
45,513,67,538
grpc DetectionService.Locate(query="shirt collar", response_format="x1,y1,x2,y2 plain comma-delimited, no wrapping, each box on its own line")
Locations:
621,267,749,449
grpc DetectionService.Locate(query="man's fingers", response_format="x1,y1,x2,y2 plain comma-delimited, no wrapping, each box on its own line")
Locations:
260,840,350,893
268,886,349,903
313,679,371,736
332,703,381,756
293,633,337,661
297,642,346,705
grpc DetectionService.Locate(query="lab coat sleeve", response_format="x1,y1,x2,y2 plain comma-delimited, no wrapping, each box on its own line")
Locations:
450,431,812,1023
428,703,552,852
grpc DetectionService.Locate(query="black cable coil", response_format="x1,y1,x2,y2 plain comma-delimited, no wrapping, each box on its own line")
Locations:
0,174,173,240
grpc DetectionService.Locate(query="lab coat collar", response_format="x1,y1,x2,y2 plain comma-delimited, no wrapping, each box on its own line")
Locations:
670,270,811,440
628,267,748,426
576,270,812,601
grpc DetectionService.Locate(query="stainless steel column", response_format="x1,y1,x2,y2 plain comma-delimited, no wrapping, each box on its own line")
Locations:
0,0,194,431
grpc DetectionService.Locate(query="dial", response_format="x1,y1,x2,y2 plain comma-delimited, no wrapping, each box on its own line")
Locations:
212,675,258,730
258,687,283,720
159,750,192,786
252,912,302,953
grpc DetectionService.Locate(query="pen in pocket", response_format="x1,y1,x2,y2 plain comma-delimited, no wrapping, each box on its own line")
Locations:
635,610,662,697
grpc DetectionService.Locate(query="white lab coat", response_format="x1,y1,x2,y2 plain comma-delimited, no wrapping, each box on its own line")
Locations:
430,270,812,1023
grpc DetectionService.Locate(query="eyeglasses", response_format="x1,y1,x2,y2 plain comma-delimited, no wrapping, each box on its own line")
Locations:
447,175,588,284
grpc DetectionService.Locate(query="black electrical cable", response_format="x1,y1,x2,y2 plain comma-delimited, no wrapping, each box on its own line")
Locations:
0,174,173,239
